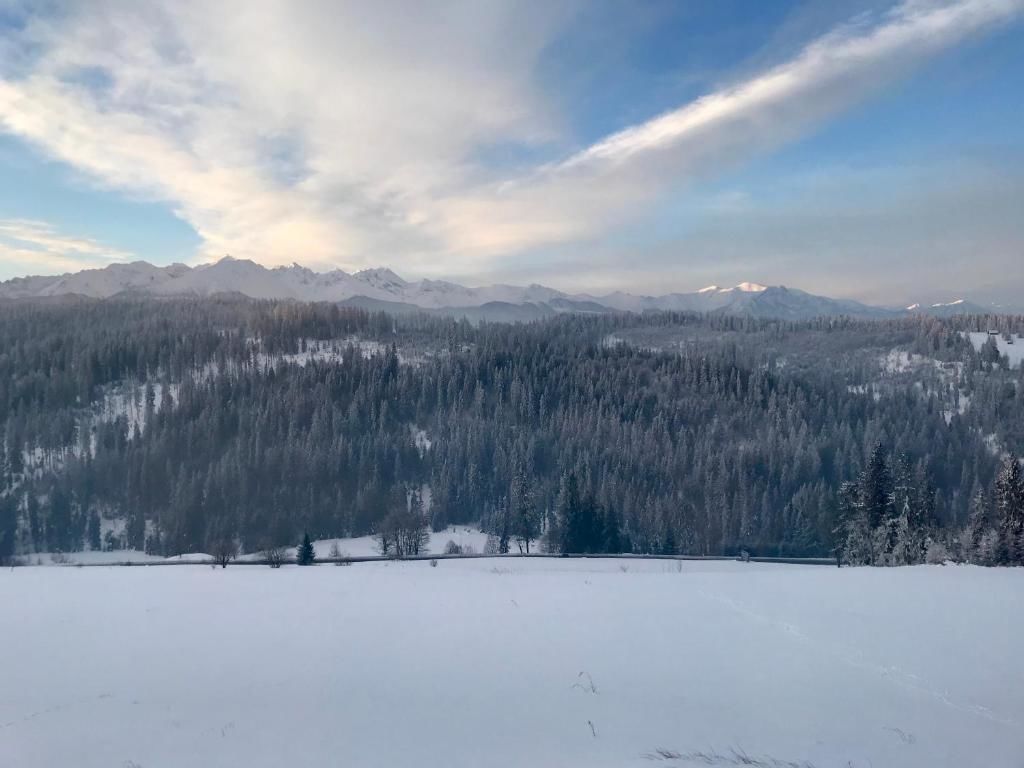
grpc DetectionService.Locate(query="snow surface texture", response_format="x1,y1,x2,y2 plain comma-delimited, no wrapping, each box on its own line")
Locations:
967,331,1024,368
2,560,1021,768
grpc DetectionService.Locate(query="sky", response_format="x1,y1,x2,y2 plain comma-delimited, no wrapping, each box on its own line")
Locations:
0,0,1022,305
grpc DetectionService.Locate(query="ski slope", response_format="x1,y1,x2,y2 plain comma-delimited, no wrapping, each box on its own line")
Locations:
1,560,1021,768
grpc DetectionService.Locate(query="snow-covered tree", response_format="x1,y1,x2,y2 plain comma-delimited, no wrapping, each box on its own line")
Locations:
510,466,541,554
297,531,316,566
995,455,1024,565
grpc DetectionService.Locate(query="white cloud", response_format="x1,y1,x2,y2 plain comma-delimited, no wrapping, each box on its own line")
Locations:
0,0,1020,281
0,218,133,275
0,0,571,272
432,0,1024,258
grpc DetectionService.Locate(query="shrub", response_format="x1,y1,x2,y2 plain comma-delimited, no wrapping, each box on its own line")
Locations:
444,540,462,555
925,538,952,564
262,546,286,568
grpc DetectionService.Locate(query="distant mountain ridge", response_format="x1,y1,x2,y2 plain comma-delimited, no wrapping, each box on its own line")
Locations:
0,257,993,320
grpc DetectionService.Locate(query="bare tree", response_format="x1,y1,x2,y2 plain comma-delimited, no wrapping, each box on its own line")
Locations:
212,536,237,568
398,511,430,556
376,519,396,557
376,487,431,558
262,545,286,568
444,540,463,555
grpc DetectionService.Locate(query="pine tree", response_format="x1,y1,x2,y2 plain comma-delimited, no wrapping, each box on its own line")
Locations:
661,514,677,556
297,531,316,565
556,473,582,554
580,495,603,554
0,494,17,564
496,497,511,555
835,480,871,565
861,443,893,531
511,466,541,554
964,488,995,564
994,455,1024,565
87,510,102,552
889,453,915,564
0,437,7,492
602,504,622,554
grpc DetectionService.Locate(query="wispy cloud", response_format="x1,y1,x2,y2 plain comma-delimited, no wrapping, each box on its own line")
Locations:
0,218,133,275
435,0,1024,256
0,0,570,272
564,1,1020,170
0,0,1020,281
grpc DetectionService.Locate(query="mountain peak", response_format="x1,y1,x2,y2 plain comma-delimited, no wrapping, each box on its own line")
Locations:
0,259,992,319
201,255,261,270
707,282,769,294
355,267,407,287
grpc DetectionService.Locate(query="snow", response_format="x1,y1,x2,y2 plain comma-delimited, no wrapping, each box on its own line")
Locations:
0,258,794,315
712,282,768,294
412,425,433,453
725,281,768,293
2,560,1021,768
26,549,164,566
95,381,177,436
881,349,921,373
966,331,1024,368
239,526,489,561
931,299,965,307
27,526,488,565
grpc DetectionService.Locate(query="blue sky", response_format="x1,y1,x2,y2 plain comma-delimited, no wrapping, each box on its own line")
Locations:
0,0,1022,305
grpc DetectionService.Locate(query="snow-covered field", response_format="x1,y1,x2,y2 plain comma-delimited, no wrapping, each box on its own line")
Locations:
2,560,1021,768
29,526,487,565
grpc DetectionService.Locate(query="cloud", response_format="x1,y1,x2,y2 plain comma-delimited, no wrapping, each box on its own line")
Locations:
0,218,133,275
0,0,1020,281
504,156,1024,304
0,0,572,271
432,0,1024,257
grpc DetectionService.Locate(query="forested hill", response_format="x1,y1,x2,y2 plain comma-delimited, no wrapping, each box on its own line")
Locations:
1,297,1022,562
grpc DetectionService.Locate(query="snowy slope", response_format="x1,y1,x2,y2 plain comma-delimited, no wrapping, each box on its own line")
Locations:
1,560,1021,768
966,331,1024,367
907,298,991,316
0,261,190,299
1,257,912,319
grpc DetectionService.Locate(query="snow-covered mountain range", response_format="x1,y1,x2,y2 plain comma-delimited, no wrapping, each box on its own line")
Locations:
0,257,994,320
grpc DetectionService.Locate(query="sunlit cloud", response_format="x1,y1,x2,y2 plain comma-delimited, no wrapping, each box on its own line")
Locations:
432,0,1024,257
0,218,133,275
0,0,1021,282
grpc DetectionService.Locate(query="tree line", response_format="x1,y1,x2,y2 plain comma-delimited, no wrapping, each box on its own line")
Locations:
1,297,1022,564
